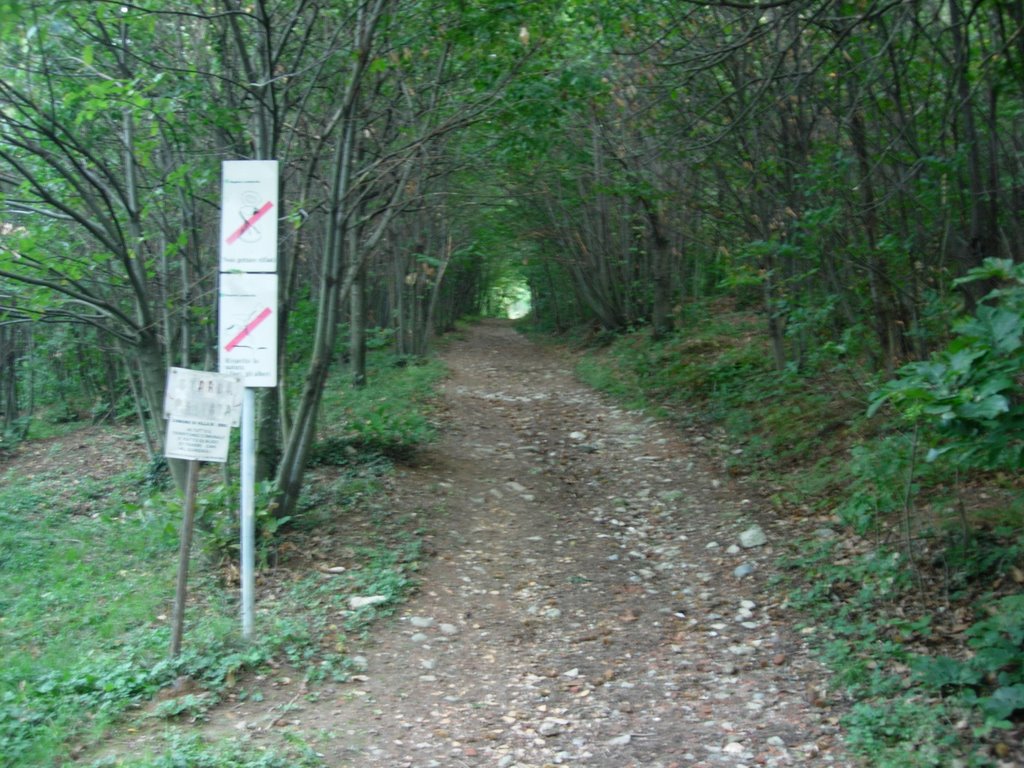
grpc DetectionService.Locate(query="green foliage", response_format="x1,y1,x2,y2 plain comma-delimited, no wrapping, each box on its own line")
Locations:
317,356,443,463
782,526,1024,763
343,399,435,461
85,731,324,767
574,311,859,485
913,594,1024,734
785,539,979,764
841,698,957,768
837,435,930,536
0,329,448,763
869,259,1024,472
285,295,319,372
966,595,1024,685
183,480,282,565
0,444,429,765
935,526,1024,596
0,469,179,764
575,315,772,412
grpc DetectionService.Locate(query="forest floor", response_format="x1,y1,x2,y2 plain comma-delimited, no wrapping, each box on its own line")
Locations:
98,319,857,767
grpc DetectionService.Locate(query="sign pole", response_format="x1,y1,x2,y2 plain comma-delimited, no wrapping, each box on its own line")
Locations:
170,459,200,658
218,159,279,642
240,388,256,639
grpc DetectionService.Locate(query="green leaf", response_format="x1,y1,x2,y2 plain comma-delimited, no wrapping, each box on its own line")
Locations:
953,257,1019,287
956,307,1023,353
911,655,980,689
924,446,952,462
955,394,1009,421
946,347,985,377
980,684,1024,722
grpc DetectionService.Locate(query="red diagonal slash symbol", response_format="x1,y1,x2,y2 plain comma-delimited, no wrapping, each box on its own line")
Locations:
226,201,274,245
225,307,272,351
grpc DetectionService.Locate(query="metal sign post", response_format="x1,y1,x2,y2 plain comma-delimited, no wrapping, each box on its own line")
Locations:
239,388,256,638
218,160,279,641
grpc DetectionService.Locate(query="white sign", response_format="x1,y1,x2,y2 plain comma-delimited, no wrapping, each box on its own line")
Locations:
165,418,233,463
162,368,242,463
218,272,278,387
164,367,243,426
219,160,279,272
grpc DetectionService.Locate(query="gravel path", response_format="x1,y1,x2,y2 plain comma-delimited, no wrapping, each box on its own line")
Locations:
173,319,856,767
295,320,855,767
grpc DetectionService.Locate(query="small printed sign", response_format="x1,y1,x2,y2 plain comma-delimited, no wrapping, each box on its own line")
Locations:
218,272,278,387
164,367,243,426
165,418,233,463
163,368,242,463
219,160,279,272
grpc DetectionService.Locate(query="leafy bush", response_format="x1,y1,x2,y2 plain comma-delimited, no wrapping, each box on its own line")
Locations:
869,258,1024,473
343,400,434,460
188,480,283,564
317,356,443,463
914,594,1024,734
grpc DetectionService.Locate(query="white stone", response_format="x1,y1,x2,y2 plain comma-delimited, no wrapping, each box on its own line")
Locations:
739,525,768,548
349,595,388,609
538,718,568,736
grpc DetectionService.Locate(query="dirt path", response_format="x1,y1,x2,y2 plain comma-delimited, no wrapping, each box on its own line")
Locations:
217,321,854,767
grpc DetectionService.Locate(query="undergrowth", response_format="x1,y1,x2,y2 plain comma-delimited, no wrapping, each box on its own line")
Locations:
85,731,324,767
0,351,442,767
569,268,1024,766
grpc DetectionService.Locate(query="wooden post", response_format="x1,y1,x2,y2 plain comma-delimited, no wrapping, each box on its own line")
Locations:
170,459,200,658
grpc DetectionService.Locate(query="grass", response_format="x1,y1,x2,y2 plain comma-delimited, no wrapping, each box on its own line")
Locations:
84,732,324,767
0,350,445,767
315,357,442,463
0,466,180,765
573,309,866,495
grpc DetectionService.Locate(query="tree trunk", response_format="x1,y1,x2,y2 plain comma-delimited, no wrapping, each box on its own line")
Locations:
350,239,368,389
135,331,189,488
950,0,997,278
422,236,453,351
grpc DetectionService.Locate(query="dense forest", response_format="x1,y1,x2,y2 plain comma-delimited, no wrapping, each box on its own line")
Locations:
1,0,1022,765
2,0,1022,501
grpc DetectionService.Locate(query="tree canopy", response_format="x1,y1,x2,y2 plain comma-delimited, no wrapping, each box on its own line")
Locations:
2,0,1021,509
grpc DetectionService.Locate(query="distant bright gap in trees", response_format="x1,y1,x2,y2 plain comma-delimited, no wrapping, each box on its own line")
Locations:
486,275,532,319
506,282,531,319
